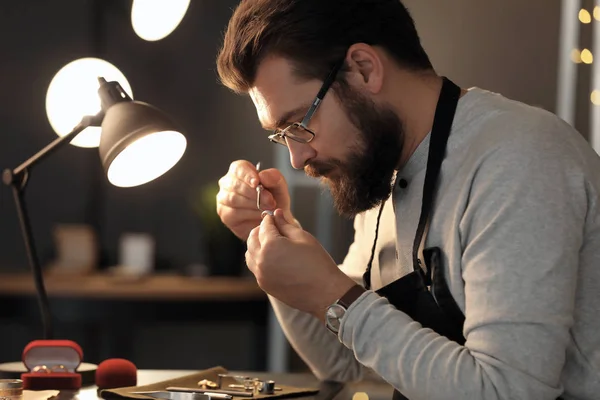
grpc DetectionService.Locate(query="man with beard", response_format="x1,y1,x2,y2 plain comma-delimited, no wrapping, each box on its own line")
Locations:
214,1,600,399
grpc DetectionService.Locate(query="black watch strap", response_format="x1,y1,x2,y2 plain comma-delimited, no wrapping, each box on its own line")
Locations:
338,284,367,309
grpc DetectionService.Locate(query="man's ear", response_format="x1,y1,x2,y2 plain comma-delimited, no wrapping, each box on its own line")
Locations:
343,43,384,94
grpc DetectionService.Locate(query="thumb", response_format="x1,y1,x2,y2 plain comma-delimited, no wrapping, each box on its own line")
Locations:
258,212,282,244
259,169,291,211
272,209,303,239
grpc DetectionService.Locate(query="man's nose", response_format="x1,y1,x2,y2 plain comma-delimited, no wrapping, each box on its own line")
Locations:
287,139,316,170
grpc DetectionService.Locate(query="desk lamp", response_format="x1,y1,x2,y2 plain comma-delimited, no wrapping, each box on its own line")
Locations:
2,73,187,341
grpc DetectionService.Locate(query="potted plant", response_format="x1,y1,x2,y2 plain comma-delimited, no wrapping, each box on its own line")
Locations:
189,182,246,276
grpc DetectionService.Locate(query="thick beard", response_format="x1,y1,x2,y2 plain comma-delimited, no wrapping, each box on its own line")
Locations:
305,84,404,217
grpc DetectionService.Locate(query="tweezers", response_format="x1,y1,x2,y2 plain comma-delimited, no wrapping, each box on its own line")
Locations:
255,162,274,216
255,162,263,211
131,391,212,400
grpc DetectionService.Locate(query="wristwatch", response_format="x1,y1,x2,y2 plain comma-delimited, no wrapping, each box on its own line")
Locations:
325,284,366,334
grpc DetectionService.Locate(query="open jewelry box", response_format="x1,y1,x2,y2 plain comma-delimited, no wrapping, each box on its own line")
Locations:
21,340,83,390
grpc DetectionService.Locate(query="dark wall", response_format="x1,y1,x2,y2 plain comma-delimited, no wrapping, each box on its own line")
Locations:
403,0,594,140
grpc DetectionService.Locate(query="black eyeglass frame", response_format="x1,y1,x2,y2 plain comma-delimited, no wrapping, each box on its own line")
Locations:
268,59,345,146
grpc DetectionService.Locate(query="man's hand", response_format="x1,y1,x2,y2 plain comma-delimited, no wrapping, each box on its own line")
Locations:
246,209,356,320
217,160,296,241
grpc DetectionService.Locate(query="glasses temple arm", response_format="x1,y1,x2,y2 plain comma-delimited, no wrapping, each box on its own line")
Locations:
300,59,345,127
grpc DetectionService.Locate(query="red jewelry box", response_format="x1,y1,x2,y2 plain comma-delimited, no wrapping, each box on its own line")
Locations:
21,340,83,390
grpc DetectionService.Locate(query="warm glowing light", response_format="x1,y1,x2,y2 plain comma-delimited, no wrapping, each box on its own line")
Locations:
352,393,369,400
594,6,600,21
579,8,592,23
592,90,600,106
581,48,594,64
131,0,190,41
46,58,133,148
571,48,583,63
107,130,187,187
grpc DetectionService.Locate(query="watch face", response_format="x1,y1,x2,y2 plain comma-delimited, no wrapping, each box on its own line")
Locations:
325,303,346,333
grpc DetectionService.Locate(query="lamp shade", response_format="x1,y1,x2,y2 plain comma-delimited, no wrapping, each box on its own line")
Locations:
99,101,187,188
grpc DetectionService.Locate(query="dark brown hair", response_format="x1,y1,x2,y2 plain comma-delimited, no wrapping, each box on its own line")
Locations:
216,0,433,94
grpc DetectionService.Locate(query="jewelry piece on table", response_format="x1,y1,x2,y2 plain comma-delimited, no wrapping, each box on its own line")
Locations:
228,380,281,393
258,380,277,395
0,378,23,400
50,364,67,373
32,365,50,373
255,161,273,216
197,379,218,389
217,374,249,390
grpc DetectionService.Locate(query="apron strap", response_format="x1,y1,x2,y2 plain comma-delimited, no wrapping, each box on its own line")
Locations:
363,77,461,290
412,77,461,285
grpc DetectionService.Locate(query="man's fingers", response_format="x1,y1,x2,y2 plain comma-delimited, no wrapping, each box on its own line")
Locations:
216,204,261,223
259,213,282,244
259,169,291,211
258,189,277,210
245,249,256,274
217,191,277,213
218,175,256,201
229,160,260,188
247,226,261,255
217,190,259,210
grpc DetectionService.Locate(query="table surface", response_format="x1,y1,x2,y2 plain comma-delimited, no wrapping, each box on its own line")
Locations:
73,370,393,400
0,273,266,301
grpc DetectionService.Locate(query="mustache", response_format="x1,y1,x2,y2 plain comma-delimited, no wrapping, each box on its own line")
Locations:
304,160,342,177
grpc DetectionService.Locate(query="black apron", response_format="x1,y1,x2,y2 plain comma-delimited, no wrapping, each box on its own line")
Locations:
362,77,465,400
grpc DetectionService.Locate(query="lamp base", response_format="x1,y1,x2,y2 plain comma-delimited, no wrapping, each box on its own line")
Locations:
0,362,97,387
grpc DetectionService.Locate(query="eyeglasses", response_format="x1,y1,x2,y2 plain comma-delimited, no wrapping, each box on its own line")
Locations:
268,59,344,146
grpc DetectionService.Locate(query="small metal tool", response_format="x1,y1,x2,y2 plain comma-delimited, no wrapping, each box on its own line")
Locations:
255,162,263,211
220,373,281,395
255,162,273,216
131,391,214,400
228,382,281,392
167,386,252,398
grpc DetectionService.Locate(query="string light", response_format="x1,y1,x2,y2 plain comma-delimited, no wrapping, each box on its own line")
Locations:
582,48,594,64
580,8,592,23
592,90,600,106
594,6,600,21
572,48,583,63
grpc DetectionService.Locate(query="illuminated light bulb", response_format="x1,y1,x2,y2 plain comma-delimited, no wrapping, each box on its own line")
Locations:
594,6,600,21
571,48,583,63
106,130,187,187
579,8,592,23
591,90,600,106
581,49,594,64
131,0,191,41
45,58,133,148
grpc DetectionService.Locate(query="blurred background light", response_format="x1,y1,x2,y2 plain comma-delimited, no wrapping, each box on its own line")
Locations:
131,0,191,42
45,58,133,148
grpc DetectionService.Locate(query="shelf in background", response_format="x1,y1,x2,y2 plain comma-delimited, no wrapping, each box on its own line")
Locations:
0,272,265,301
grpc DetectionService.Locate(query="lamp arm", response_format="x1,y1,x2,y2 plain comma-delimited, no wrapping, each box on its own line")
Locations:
11,114,101,177
1,114,101,340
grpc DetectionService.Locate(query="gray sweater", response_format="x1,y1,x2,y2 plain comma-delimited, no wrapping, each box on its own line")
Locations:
270,88,600,399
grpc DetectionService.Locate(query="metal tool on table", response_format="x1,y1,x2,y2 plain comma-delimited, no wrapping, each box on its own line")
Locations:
255,162,273,216
217,374,281,395
167,386,252,398
131,390,222,400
